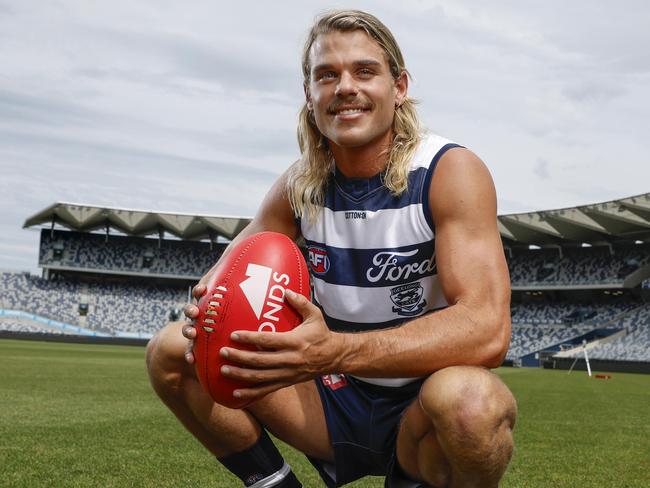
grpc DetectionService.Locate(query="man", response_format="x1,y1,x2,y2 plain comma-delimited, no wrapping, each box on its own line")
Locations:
147,10,516,488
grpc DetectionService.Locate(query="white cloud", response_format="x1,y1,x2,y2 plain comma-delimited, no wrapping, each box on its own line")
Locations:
534,159,550,180
0,0,649,271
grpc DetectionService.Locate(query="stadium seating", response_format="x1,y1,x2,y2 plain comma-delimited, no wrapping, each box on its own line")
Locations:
507,243,650,286
506,324,594,360
39,230,225,278
0,319,63,334
0,271,186,337
507,297,646,360
571,304,650,362
1,271,80,325
84,281,187,336
5,268,647,363
5,228,650,365
511,300,637,326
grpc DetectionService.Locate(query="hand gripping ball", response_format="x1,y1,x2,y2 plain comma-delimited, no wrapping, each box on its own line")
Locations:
193,231,310,409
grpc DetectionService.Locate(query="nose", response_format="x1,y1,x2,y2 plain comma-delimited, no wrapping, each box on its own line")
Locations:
335,71,357,97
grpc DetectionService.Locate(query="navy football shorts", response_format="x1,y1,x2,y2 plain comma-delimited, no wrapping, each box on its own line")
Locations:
307,374,427,487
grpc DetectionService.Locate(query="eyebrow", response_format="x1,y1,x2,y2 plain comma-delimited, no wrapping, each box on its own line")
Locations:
312,59,383,73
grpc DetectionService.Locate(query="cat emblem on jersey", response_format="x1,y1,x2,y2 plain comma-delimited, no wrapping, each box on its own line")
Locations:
390,282,427,316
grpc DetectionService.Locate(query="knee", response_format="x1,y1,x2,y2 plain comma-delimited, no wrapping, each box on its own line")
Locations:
419,367,516,448
145,321,189,396
144,330,161,372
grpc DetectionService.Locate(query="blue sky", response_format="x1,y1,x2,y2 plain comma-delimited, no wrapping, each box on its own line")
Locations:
1,0,649,272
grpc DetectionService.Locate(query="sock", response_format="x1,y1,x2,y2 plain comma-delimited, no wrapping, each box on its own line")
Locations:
218,429,302,487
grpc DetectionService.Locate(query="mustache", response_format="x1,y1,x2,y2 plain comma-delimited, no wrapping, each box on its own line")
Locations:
327,98,373,113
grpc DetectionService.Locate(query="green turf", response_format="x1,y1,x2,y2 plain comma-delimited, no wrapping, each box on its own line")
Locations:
0,339,649,487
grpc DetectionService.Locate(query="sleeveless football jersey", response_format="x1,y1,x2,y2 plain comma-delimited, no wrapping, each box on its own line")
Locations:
301,133,462,386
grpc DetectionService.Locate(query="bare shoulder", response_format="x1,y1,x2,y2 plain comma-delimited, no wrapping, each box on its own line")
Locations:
429,147,497,223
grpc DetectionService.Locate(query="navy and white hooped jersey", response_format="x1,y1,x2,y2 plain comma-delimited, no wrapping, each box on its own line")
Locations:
300,133,462,387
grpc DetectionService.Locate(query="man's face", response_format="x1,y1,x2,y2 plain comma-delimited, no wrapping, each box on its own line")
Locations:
305,30,407,151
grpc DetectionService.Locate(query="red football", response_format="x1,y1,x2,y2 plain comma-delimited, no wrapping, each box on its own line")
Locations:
193,231,310,409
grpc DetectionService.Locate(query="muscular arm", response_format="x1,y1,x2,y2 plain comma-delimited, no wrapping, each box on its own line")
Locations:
336,148,511,375
221,149,511,398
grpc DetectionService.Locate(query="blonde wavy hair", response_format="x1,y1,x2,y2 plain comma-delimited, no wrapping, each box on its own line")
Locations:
287,9,422,220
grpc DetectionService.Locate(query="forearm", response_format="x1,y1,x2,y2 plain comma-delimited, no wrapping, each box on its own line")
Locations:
334,302,510,377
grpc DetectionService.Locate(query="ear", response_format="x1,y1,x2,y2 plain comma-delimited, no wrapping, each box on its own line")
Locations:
394,71,408,107
304,83,313,111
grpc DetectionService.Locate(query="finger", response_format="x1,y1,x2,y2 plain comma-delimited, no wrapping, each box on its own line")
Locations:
220,347,297,369
183,304,199,320
184,340,195,364
231,330,295,349
182,322,197,339
220,364,297,384
233,382,293,402
284,289,317,319
192,284,207,300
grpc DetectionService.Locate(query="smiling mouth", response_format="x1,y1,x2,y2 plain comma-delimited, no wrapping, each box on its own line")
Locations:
329,106,371,116
336,108,368,115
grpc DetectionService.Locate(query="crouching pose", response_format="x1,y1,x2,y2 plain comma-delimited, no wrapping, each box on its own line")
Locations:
147,9,516,488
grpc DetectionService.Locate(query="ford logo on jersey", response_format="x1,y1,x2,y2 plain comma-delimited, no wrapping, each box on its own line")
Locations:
390,282,427,316
308,246,330,274
366,250,436,284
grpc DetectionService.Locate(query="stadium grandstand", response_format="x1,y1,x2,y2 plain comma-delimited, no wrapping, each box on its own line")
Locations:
2,193,650,372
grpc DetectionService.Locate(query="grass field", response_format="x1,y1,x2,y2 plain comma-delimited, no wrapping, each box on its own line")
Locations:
1,339,649,487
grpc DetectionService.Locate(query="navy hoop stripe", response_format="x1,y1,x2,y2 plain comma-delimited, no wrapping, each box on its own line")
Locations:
316,299,446,332
323,167,429,212
304,239,436,288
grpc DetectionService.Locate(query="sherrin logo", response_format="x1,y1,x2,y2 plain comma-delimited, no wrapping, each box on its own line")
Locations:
308,246,330,274
239,263,290,332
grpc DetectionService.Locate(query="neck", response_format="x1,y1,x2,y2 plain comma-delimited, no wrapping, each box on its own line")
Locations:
329,131,393,178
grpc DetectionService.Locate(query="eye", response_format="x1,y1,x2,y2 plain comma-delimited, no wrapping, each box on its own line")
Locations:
316,71,337,82
356,67,377,79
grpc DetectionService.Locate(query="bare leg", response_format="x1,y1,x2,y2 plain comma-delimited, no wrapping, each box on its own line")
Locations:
395,366,517,488
145,321,333,461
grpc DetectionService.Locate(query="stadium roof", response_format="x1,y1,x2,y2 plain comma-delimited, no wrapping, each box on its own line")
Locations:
24,193,650,246
499,192,650,247
23,202,250,241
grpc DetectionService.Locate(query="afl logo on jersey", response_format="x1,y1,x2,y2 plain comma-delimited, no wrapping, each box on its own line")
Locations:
308,246,330,274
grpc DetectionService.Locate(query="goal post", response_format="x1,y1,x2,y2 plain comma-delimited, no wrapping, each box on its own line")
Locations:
583,340,592,377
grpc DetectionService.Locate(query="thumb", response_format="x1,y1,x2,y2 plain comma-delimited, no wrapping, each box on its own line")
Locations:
285,289,316,319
